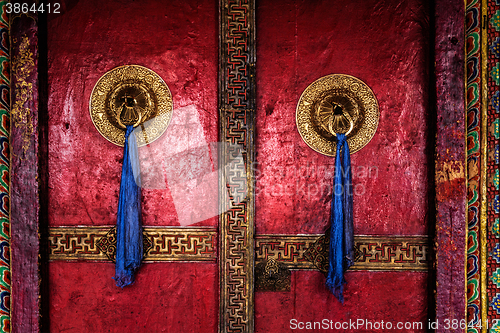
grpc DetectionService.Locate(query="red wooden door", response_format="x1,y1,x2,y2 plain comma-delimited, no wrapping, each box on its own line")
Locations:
46,1,220,332
7,0,464,332
253,1,431,332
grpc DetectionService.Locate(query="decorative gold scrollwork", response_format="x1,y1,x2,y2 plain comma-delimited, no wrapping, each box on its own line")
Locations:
95,227,153,262
90,65,173,147
296,74,379,156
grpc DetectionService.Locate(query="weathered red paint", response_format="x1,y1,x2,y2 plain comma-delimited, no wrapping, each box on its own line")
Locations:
49,262,218,333
47,0,218,228
46,0,218,331
255,271,429,333
254,0,431,330
255,0,432,237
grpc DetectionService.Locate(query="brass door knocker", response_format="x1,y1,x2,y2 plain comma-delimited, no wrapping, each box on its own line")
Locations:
114,92,144,129
329,113,354,137
90,65,173,147
296,74,379,156
296,74,379,302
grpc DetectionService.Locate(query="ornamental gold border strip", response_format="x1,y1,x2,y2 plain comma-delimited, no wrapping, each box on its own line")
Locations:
219,1,256,333
255,235,319,270
49,229,427,271
48,226,217,262
255,235,429,271
481,1,489,332
352,236,429,271
49,227,428,272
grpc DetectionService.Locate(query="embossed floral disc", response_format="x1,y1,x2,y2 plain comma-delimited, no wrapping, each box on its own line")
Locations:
296,74,379,156
90,65,173,147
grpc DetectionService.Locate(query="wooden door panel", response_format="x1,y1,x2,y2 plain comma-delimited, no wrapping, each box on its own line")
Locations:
46,1,219,332
254,1,431,331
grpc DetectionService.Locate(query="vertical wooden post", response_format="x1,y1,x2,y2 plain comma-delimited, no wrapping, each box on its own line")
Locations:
10,11,40,333
219,0,256,332
434,0,467,332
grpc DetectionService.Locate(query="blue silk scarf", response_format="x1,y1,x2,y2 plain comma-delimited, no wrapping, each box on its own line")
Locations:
326,133,354,302
113,125,143,288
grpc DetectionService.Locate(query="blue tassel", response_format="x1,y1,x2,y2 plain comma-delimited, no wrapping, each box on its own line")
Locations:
113,125,143,288
326,133,354,302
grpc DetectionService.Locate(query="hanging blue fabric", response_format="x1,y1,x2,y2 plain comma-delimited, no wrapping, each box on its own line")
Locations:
113,125,143,288
326,133,354,302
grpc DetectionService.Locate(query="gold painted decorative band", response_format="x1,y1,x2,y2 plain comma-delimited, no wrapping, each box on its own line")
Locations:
48,226,217,262
255,234,429,271
49,226,428,271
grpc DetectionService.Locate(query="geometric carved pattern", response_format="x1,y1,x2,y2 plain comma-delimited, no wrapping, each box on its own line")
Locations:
95,227,153,262
220,2,255,110
352,236,429,271
255,235,319,270
255,235,429,272
49,229,427,270
219,0,256,332
303,234,330,273
95,227,119,261
49,227,108,260
145,227,217,261
49,226,217,262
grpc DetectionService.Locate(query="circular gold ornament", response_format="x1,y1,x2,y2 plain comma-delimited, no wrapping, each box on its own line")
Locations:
296,74,379,156
90,65,173,147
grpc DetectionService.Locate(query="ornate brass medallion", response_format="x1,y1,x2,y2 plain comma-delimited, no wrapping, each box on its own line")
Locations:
90,65,173,146
296,74,379,156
